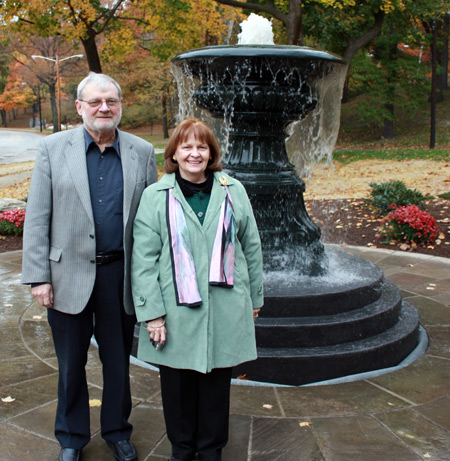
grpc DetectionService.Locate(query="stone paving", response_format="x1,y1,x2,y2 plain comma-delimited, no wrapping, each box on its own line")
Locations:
0,245,449,461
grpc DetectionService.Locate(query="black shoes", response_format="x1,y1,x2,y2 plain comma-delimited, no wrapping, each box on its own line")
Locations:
58,448,81,461
106,439,138,461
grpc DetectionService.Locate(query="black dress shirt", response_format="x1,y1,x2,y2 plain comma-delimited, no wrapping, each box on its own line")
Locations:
84,129,124,254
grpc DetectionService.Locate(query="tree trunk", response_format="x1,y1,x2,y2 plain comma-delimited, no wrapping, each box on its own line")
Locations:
287,0,302,45
32,102,39,128
382,39,397,139
382,103,394,138
162,94,169,139
1,109,6,127
342,75,350,103
438,14,449,95
81,31,102,73
430,21,437,149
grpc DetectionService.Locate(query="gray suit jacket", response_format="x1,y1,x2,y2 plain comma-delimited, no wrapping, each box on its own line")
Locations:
21,125,157,315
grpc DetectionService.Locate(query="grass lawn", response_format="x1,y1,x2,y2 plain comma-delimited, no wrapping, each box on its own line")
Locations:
333,148,450,164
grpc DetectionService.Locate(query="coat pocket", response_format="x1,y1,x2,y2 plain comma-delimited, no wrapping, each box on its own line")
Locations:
49,246,62,262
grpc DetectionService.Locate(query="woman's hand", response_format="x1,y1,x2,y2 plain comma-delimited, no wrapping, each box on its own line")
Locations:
253,308,261,322
146,317,167,345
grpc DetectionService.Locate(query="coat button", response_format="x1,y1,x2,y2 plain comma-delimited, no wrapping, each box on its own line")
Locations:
90,260,95,264
89,234,94,239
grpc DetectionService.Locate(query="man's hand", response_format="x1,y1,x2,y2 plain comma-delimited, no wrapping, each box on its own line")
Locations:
31,283,54,308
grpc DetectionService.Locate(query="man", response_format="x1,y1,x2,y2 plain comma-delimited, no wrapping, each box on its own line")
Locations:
22,72,157,461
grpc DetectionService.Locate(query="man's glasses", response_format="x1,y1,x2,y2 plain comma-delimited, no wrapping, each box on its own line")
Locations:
79,98,121,108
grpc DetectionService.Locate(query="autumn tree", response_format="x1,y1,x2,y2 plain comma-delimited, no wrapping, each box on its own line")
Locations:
122,0,244,60
0,60,35,126
0,43,11,126
103,46,173,134
0,0,128,72
4,35,87,131
100,0,244,135
0,0,244,74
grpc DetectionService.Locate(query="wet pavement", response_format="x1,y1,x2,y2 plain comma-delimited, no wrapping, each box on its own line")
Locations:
0,130,45,165
0,245,449,460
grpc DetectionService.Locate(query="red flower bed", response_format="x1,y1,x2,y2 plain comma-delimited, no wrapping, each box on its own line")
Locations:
0,208,26,236
377,204,440,246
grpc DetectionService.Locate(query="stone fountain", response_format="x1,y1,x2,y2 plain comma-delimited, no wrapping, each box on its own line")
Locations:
167,15,423,386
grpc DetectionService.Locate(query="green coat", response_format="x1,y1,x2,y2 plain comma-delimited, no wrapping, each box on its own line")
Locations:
131,172,264,373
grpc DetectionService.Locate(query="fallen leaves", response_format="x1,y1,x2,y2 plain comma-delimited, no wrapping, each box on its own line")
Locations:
304,159,450,200
0,162,34,177
0,162,34,200
0,180,30,200
236,374,249,380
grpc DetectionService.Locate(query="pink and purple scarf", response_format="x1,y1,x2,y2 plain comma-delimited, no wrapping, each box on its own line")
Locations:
167,185,236,307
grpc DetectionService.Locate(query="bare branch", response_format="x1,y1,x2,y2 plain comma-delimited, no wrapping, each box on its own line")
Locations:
95,0,127,34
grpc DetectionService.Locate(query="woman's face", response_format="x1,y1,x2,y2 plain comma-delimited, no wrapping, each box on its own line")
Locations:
174,134,210,183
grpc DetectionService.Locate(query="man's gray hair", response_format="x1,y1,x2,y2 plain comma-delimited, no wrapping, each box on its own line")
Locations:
77,72,122,100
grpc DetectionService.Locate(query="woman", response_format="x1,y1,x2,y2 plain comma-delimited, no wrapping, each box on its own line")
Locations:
131,119,263,461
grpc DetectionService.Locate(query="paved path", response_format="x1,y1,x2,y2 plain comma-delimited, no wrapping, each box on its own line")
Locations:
0,130,45,165
1,245,449,460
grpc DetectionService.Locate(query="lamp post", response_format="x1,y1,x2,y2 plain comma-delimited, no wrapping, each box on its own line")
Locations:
31,54,83,132
37,83,43,132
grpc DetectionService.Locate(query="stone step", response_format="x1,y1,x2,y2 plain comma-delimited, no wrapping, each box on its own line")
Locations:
234,301,420,386
262,251,385,317
256,281,402,348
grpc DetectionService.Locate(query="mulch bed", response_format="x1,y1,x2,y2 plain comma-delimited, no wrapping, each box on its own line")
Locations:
1,198,449,258
0,235,23,253
306,198,450,259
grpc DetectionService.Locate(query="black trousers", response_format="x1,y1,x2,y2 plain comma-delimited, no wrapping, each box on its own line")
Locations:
47,260,136,449
159,366,233,461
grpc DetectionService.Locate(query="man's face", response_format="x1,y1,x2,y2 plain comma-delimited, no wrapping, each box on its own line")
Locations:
76,82,122,134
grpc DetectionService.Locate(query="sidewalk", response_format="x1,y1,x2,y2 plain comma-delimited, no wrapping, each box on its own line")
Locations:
1,245,449,460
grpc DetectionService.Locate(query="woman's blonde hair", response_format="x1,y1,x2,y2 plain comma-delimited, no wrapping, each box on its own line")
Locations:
164,119,222,174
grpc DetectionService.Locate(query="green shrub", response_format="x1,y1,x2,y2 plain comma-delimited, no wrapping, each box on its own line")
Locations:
366,180,429,216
